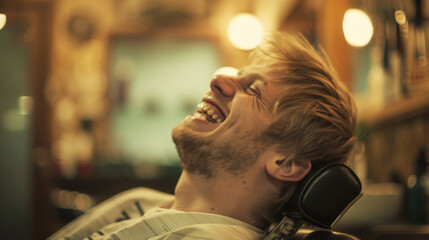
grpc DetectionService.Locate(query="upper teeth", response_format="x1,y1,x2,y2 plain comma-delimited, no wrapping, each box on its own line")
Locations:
197,103,223,123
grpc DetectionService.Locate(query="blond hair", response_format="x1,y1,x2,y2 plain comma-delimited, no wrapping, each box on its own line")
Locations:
253,32,357,222
255,32,356,165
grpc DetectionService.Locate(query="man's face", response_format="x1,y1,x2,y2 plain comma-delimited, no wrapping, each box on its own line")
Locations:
172,64,284,178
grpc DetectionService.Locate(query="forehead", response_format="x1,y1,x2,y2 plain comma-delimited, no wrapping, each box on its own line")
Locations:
238,62,282,80
238,65,267,77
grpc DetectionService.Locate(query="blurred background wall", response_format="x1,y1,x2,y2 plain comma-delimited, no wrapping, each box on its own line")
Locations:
0,0,429,239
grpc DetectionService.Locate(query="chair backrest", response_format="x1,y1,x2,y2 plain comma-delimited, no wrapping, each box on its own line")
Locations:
263,163,362,240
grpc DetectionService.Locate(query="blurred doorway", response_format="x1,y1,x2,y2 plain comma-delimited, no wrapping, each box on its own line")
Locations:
0,18,32,240
1,1,54,239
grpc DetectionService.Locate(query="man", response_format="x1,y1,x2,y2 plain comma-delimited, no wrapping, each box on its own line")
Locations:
49,32,356,240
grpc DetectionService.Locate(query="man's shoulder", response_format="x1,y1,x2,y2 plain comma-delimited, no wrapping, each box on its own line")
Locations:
48,187,174,240
83,187,174,219
110,187,174,206
149,221,264,240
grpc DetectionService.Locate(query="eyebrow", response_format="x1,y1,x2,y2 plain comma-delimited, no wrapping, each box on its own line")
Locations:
237,68,265,80
247,73,265,81
237,71,266,85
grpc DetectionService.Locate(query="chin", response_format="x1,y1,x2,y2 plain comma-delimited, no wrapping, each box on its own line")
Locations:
172,121,185,145
171,121,216,178
172,120,200,152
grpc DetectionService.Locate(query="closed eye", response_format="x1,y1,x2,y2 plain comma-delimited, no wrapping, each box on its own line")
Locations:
247,87,262,98
247,85,270,111
248,87,263,111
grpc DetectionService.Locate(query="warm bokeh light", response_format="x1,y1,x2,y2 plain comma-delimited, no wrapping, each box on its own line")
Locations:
0,14,6,30
50,188,94,211
213,66,239,77
19,96,33,115
395,10,407,26
342,9,373,47
407,175,417,188
75,193,92,211
227,13,264,50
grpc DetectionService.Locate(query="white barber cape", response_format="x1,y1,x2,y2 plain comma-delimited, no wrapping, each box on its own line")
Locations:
48,188,264,240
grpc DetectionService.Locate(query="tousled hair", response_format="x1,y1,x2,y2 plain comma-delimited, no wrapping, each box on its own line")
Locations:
252,32,357,223
255,32,356,167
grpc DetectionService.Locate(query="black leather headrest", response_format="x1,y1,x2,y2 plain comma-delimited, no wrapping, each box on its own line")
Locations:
283,163,362,229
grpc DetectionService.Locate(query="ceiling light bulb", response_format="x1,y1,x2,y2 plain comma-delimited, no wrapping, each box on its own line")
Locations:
213,67,239,77
343,9,373,47
0,14,6,30
227,13,264,50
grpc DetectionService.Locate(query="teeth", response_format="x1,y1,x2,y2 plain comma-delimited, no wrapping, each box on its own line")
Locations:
194,112,207,121
195,102,225,123
199,113,207,121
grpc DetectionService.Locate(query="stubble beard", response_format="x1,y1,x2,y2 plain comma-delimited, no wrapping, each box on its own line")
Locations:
172,122,263,179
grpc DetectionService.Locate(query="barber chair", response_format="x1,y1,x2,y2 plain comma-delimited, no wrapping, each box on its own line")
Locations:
263,163,362,240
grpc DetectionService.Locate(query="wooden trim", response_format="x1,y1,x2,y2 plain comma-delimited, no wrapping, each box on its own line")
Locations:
365,93,429,129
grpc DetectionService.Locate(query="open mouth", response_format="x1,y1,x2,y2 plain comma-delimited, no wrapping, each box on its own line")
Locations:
194,101,226,124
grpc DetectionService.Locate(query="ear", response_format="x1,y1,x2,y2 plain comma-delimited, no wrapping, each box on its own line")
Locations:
266,154,311,182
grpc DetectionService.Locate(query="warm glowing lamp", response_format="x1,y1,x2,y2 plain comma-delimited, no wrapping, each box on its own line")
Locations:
227,13,264,50
0,14,6,30
213,66,239,77
343,9,373,47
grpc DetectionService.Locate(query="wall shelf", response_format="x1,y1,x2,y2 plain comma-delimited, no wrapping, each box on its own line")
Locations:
364,92,429,129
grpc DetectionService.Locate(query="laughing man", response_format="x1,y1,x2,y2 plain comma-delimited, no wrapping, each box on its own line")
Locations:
49,32,356,240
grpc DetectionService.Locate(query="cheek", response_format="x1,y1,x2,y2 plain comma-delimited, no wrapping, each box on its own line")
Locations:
226,113,269,139
230,94,255,114
230,96,271,124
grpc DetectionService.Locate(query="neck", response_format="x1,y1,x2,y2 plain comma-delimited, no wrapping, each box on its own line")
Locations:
171,165,278,229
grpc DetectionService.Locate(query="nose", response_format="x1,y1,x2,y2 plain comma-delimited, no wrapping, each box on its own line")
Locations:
210,75,237,98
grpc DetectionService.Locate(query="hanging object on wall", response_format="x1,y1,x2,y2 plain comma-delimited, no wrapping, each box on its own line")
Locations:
115,0,214,26
67,14,96,43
